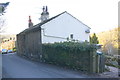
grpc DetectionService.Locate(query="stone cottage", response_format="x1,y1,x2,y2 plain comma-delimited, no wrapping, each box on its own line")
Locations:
17,6,91,60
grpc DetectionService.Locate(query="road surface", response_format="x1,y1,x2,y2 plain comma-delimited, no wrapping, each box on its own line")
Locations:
2,53,91,78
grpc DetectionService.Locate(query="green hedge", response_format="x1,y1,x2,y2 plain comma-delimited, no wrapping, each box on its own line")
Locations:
13,47,17,52
42,42,97,72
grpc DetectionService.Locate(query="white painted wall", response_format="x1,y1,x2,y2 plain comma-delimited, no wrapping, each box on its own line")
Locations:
41,12,90,43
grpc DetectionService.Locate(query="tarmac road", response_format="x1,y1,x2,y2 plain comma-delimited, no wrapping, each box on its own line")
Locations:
2,53,90,78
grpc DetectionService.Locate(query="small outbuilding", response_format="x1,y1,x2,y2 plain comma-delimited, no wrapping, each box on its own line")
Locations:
17,21,42,60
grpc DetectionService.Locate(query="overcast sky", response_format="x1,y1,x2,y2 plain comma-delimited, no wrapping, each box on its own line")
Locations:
0,0,119,34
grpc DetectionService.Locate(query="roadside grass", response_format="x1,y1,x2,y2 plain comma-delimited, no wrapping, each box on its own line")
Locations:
104,54,120,69
106,63,120,69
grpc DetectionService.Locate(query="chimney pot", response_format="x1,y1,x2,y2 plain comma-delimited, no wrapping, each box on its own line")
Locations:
28,16,33,28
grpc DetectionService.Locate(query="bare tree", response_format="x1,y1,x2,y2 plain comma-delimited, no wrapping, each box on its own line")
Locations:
0,2,10,33
0,16,6,33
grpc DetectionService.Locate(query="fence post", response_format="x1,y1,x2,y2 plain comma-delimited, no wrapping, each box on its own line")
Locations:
96,54,99,73
89,50,96,73
99,55,105,73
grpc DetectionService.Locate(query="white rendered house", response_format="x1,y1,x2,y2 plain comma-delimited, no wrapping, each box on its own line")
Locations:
29,6,90,43
37,6,90,43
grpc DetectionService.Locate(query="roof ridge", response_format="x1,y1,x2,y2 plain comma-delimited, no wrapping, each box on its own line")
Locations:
39,11,90,29
37,11,67,26
18,11,90,35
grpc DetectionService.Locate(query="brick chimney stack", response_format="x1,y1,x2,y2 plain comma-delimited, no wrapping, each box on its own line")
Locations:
28,16,33,28
40,6,49,22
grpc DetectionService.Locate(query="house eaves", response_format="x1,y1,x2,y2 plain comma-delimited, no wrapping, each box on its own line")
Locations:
38,11,91,29
64,12,91,29
18,11,90,35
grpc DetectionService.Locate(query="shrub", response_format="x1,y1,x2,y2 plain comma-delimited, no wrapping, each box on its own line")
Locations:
13,47,17,52
42,41,97,72
105,55,120,68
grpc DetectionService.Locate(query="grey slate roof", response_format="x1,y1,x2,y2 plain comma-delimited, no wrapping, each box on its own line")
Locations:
18,11,90,35
18,11,66,35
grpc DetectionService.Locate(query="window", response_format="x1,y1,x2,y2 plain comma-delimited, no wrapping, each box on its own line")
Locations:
70,34,73,39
